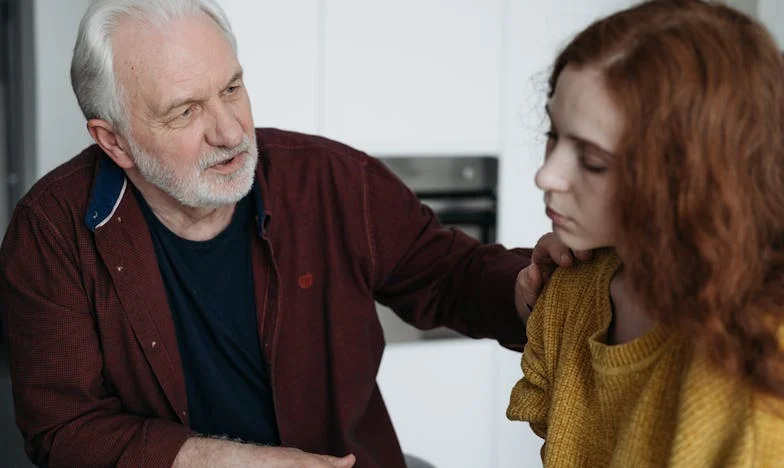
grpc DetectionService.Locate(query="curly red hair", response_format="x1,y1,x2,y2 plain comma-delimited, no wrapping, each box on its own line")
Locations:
549,0,784,396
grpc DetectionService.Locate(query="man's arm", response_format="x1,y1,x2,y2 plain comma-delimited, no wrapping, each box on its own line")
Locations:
363,156,587,347
0,204,195,467
361,156,520,346
172,438,354,468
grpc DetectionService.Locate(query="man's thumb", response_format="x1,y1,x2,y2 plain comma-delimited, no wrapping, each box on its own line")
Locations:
334,454,356,468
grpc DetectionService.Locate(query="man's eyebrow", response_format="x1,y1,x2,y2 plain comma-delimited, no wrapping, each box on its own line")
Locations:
159,69,245,117
544,104,615,158
159,96,197,118
224,69,244,89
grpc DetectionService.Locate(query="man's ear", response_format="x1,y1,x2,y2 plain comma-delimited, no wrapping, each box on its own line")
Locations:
86,119,135,169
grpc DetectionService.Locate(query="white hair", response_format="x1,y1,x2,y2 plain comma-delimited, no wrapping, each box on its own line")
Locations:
70,0,237,134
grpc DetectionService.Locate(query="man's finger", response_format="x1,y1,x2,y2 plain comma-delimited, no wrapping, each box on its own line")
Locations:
521,264,542,309
335,454,356,468
320,454,356,468
541,267,552,285
573,249,593,262
531,232,573,267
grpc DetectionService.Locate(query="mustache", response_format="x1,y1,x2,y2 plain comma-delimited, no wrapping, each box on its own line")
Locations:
199,136,256,170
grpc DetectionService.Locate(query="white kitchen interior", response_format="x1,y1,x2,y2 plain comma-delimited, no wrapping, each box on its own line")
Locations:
2,0,781,467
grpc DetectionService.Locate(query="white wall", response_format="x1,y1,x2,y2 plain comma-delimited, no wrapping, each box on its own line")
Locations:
759,0,784,47
33,0,92,178
722,0,758,17
220,0,320,134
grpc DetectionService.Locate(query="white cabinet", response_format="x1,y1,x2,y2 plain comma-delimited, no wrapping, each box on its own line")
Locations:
219,0,320,134
494,345,543,467
377,340,545,468
379,340,547,468
222,0,504,156
378,340,499,468
322,0,504,155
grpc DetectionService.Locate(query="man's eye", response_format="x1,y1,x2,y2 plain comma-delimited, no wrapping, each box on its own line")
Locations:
180,107,193,118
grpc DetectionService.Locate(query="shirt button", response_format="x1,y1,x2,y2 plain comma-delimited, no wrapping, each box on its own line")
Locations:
116,266,124,272
151,341,157,349
182,410,187,417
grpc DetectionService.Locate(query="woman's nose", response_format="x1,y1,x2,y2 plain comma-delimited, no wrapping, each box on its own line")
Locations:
535,148,571,193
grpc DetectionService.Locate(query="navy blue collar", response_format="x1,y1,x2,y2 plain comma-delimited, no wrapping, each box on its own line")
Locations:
85,156,265,233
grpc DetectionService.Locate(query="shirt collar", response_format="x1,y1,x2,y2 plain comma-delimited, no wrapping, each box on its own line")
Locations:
85,156,266,233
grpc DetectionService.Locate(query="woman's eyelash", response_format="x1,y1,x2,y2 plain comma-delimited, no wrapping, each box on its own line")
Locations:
580,159,608,173
544,129,607,173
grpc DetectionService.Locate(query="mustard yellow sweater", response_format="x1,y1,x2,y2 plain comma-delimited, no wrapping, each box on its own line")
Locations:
507,250,784,467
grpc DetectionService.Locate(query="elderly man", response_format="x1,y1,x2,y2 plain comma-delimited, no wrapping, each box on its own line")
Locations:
0,0,575,467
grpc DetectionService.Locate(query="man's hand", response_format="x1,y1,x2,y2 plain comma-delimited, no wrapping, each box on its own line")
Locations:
267,448,356,468
172,437,356,468
514,233,592,320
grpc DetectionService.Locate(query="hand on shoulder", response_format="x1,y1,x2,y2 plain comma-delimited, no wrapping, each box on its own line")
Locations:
515,232,593,320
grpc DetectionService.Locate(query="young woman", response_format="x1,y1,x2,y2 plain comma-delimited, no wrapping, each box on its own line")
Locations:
507,1,784,466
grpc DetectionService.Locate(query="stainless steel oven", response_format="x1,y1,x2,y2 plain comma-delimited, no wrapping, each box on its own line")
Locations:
376,156,498,342
381,156,497,243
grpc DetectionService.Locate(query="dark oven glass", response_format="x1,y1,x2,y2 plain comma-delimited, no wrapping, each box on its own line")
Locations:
379,156,498,244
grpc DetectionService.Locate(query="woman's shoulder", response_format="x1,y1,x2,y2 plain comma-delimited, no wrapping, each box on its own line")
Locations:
528,248,619,336
548,248,620,296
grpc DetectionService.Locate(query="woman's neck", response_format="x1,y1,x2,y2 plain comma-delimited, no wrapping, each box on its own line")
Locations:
608,266,656,345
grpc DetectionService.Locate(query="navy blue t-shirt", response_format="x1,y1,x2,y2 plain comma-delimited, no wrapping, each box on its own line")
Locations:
137,190,279,444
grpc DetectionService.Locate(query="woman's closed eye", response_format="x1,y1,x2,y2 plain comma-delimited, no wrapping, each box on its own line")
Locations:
577,142,609,174
544,130,608,174
544,130,558,156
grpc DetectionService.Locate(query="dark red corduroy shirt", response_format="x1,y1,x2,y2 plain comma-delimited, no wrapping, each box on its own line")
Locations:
0,128,529,467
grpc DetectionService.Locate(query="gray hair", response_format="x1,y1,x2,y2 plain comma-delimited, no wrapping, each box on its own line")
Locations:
70,0,237,134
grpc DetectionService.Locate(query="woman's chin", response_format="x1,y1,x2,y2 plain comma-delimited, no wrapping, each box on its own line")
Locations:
553,229,610,253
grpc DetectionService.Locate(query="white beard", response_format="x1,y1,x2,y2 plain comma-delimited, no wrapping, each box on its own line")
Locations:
127,134,259,208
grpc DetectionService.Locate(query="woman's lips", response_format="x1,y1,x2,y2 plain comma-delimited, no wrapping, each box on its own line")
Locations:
545,206,570,226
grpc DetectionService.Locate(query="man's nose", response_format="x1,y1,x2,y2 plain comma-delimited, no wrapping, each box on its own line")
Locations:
206,103,245,149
